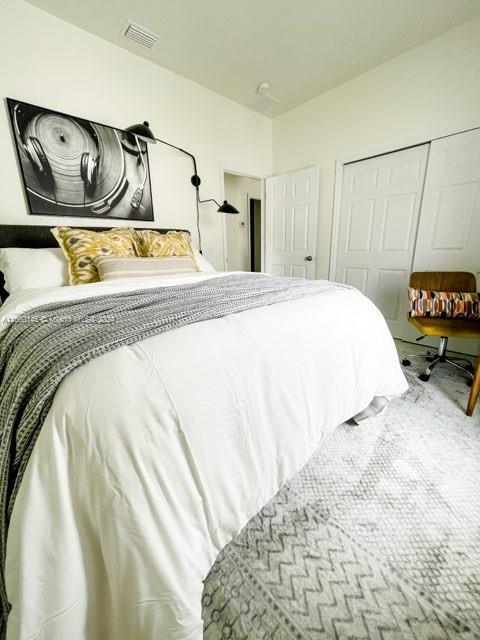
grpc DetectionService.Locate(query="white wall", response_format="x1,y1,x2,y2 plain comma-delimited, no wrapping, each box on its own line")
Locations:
3,3,479,277
224,174,262,271
273,16,480,279
0,0,272,270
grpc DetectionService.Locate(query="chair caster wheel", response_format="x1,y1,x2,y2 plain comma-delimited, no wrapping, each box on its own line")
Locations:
426,356,435,362
419,373,430,382
401,359,411,366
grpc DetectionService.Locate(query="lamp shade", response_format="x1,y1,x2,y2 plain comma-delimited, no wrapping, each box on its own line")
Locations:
217,200,239,214
125,121,156,143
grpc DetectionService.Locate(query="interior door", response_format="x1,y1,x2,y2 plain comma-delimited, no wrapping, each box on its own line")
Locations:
265,167,319,278
334,145,429,338
409,128,480,354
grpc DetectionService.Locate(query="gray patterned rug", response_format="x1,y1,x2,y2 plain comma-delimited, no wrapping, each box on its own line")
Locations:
202,341,480,639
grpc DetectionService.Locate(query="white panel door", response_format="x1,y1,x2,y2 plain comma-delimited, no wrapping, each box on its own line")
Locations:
335,145,429,338
265,167,319,278
410,128,480,354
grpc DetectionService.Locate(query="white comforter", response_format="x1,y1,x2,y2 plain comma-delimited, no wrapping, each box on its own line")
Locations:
1,272,407,640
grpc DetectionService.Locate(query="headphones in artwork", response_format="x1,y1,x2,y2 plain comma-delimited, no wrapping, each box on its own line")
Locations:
13,102,100,201
22,134,54,186
79,137,99,194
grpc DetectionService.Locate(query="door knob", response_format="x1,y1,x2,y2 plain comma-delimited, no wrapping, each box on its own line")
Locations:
304,255,313,261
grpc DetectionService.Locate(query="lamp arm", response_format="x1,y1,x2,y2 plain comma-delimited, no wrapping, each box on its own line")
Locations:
197,197,221,208
148,137,200,184
121,124,219,254
147,136,204,253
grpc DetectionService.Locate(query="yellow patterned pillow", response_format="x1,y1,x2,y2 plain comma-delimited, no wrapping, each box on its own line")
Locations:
51,227,137,285
134,230,198,269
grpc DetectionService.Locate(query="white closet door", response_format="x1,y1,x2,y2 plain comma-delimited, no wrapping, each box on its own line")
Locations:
265,167,319,279
335,145,429,338
409,128,480,354
413,130,480,272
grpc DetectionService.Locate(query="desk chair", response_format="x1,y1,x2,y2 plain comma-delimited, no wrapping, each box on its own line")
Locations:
401,272,479,383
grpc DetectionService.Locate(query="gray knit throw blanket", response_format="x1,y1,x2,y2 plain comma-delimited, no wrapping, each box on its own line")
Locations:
0,273,344,635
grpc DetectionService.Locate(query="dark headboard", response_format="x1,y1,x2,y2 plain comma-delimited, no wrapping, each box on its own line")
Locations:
0,224,189,302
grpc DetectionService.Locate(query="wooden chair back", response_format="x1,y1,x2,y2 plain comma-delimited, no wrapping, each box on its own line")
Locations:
409,272,477,292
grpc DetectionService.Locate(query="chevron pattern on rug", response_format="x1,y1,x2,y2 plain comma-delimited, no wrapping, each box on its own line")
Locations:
202,342,480,639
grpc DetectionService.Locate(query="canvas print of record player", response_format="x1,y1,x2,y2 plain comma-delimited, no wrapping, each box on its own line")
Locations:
7,98,154,220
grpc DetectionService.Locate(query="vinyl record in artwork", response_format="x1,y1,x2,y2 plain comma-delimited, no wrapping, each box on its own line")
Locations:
7,98,154,221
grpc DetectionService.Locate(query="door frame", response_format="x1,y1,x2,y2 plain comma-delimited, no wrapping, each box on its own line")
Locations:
329,159,347,281
220,166,265,272
247,195,262,272
328,124,480,281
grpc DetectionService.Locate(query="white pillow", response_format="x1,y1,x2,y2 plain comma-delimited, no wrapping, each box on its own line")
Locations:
194,250,216,272
0,247,69,294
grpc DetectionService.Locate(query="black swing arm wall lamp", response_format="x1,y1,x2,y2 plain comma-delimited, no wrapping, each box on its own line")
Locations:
124,121,239,253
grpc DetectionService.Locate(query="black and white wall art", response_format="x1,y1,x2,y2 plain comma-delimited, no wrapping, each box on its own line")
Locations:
7,98,154,220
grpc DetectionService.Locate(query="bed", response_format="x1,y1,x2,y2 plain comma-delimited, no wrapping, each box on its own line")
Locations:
0,224,407,640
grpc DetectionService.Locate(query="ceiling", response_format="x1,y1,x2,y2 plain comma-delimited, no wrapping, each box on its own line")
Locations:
25,0,480,118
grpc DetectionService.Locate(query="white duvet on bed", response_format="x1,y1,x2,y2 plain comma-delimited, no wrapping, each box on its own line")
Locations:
1,272,407,640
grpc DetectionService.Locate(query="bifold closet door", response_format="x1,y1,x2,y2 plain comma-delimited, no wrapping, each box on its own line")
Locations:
408,128,480,354
335,145,429,338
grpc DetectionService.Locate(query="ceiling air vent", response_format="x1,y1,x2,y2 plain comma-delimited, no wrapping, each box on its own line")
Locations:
123,21,161,50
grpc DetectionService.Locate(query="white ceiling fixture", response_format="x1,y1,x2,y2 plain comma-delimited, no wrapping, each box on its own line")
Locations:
122,20,161,50
249,82,280,114
25,0,480,118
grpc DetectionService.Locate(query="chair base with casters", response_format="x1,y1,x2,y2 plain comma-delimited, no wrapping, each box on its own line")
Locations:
401,335,475,383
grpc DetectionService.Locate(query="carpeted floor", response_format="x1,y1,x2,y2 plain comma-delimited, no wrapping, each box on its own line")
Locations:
203,341,480,639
